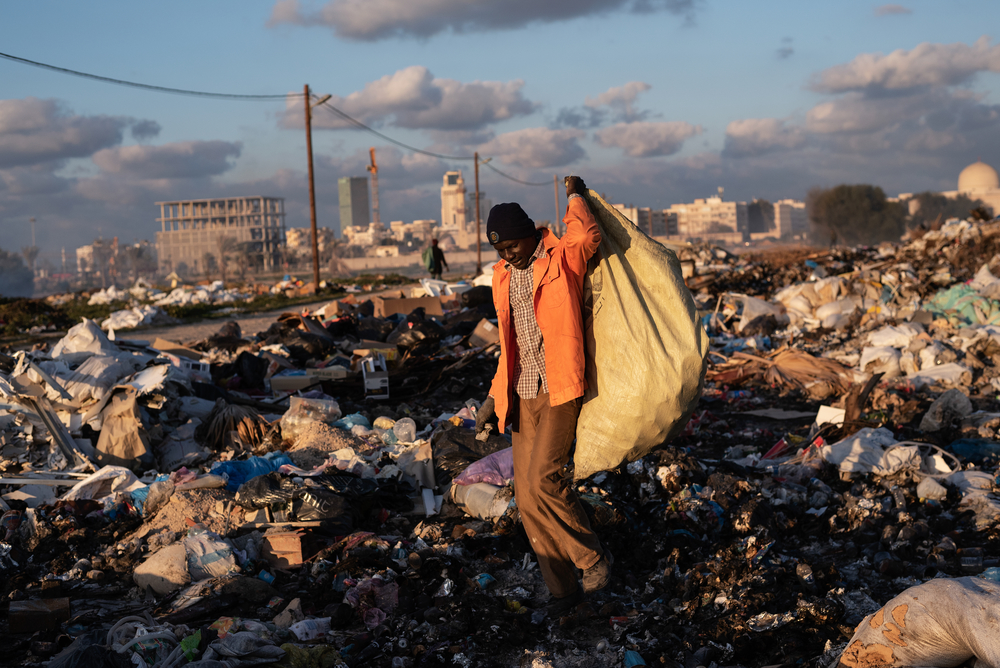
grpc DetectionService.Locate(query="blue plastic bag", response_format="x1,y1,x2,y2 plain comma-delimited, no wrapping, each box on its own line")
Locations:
211,452,294,492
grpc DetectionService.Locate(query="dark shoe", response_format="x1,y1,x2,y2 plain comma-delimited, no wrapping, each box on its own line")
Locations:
582,552,613,593
546,589,584,617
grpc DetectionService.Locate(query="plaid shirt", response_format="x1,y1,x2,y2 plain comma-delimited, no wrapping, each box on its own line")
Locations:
508,240,548,399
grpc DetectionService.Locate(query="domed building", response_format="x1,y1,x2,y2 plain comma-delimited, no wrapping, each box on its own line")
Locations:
942,160,1000,214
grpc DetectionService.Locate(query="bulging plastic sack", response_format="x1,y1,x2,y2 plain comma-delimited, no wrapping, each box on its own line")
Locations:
574,192,709,479
860,346,902,379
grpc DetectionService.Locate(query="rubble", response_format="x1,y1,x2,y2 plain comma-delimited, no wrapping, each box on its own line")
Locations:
4,216,1000,666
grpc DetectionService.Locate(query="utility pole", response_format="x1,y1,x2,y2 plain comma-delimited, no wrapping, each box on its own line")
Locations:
474,152,482,275
552,176,560,235
30,217,36,247
304,84,320,292
367,148,380,224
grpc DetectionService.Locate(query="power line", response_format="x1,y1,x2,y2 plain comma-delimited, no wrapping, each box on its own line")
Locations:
482,161,552,186
315,98,550,187
0,50,297,100
314,99,473,161
0,49,551,187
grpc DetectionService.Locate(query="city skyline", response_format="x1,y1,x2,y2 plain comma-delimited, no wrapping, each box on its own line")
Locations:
3,1,1000,268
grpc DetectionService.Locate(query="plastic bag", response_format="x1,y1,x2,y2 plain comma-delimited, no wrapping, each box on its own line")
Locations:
453,447,514,487
574,191,709,479
211,452,294,492
280,396,342,443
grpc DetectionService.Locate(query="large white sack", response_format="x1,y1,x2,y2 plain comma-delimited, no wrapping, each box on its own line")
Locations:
575,191,709,480
839,577,1000,668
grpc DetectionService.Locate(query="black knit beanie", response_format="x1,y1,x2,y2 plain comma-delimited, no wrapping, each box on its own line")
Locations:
486,203,536,244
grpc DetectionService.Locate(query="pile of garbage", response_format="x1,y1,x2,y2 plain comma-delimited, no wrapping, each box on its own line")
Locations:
4,217,1000,667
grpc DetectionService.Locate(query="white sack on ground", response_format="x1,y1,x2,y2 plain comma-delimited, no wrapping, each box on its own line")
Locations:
839,577,1000,668
819,427,920,476
574,191,709,480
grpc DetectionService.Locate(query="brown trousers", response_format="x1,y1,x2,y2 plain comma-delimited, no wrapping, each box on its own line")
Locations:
512,392,603,598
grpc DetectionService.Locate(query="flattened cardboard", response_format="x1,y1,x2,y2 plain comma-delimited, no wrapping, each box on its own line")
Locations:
469,319,500,348
151,338,203,360
95,387,153,472
373,295,444,318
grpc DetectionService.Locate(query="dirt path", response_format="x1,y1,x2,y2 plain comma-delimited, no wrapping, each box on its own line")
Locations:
120,283,422,345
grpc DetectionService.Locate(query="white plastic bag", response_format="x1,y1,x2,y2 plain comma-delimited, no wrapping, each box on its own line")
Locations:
574,191,709,479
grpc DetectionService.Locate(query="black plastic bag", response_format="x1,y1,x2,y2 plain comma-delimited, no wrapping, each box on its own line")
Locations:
235,472,301,509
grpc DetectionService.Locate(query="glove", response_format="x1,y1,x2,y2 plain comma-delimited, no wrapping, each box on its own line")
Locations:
475,396,496,435
564,175,587,197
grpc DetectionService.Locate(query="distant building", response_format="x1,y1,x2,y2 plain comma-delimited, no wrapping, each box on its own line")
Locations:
612,205,677,237
773,199,807,237
667,194,748,244
286,227,335,253
155,196,286,274
389,220,437,244
75,245,94,274
343,222,390,247
338,177,370,237
441,171,478,248
897,160,1000,217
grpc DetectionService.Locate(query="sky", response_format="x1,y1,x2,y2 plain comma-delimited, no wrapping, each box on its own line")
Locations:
3,0,1000,268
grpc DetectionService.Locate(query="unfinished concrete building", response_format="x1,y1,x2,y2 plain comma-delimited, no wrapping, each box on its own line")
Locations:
155,197,286,274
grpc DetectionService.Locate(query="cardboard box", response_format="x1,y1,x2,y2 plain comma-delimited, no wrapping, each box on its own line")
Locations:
362,355,389,399
269,374,320,395
307,367,349,381
352,340,398,363
151,338,203,360
373,295,444,318
9,598,70,633
469,319,500,348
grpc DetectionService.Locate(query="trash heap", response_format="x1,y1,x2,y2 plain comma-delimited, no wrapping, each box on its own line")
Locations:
4,219,1000,667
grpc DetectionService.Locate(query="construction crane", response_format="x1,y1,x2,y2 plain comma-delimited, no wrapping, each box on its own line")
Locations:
367,147,380,224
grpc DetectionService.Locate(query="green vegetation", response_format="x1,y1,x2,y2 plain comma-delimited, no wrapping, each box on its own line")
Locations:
908,191,986,228
0,248,35,298
807,184,907,246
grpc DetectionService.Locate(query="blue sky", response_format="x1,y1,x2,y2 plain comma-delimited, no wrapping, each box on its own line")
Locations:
2,0,1000,267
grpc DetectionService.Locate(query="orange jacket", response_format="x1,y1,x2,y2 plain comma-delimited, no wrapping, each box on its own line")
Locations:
489,196,601,431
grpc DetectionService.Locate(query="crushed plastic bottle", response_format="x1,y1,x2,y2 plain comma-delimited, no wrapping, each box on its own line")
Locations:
393,417,417,443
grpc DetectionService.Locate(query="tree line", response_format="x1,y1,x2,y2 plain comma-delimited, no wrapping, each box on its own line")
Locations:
806,185,991,247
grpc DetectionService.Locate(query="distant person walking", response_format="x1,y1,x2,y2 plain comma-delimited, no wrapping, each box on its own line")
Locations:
424,238,448,280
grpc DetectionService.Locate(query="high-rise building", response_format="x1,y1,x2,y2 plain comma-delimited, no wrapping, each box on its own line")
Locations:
338,177,370,237
155,196,286,274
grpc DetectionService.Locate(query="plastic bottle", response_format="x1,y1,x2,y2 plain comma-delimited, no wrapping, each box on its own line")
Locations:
393,418,417,443
289,617,331,641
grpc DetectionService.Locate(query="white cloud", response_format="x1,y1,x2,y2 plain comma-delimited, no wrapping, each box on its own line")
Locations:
478,127,586,168
813,36,1000,93
723,118,806,157
874,4,911,16
284,66,536,131
91,141,243,179
585,81,651,121
0,98,130,169
594,121,700,157
268,0,698,40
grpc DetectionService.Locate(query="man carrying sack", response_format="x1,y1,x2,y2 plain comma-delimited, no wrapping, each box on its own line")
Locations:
475,175,612,616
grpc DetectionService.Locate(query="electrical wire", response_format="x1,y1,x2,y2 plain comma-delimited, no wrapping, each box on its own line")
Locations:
314,99,473,161
482,161,553,186
0,50,298,100
0,49,553,186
